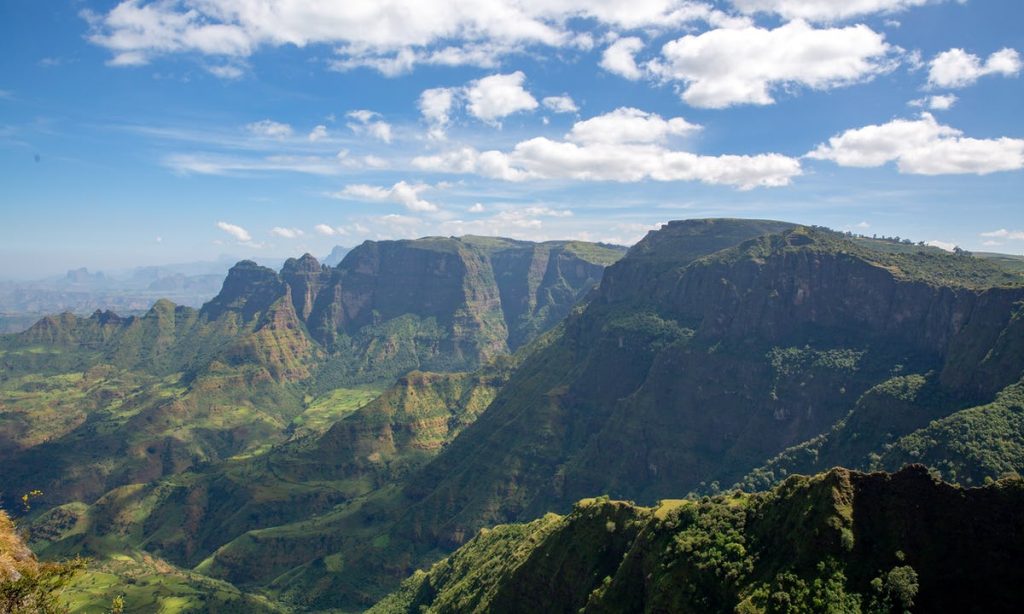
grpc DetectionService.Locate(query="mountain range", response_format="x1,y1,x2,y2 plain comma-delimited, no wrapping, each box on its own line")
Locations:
3,221,1024,612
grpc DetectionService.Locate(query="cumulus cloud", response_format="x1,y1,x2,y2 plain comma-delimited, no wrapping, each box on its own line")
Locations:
928,47,1021,88
469,203,486,213
732,0,929,22
314,223,344,237
271,227,304,239
413,108,800,189
216,221,252,242
308,124,328,141
542,95,578,113
981,229,1024,240
346,110,392,143
652,20,895,108
465,71,538,122
84,1,737,71
600,37,645,80
418,72,544,135
419,87,458,139
567,107,700,145
246,119,293,138
807,112,1024,175
336,181,440,212
909,94,957,110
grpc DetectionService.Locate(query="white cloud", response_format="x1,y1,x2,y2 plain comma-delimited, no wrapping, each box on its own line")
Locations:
271,227,304,239
928,47,1021,88
336,181,440,212
308,124,328,141
652,20,895,108
346,110,375,123
981,229,1024,240
206,64,245,79
925,240,956,252
466,71,538,122
216,221,252,242
542,95,578,113
314,223,343,237
165,153,343,176
440,206,573,236
600,37,645,80
84,1,739,70
567,107,700,145
417,72,540,134
469,203,486,213
345,110,392,143
909,94,957,110
808,112,1024,175
246,119,293,139
413,109,800,189
732,0,929,22
419,87,458,139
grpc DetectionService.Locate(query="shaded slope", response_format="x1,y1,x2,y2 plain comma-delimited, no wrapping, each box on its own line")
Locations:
203,220,1024,611
0,237,620,509
399,223,1024,544
372,466,1024,614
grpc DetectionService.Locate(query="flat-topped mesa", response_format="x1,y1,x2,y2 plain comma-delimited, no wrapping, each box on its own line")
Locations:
597,218,796,303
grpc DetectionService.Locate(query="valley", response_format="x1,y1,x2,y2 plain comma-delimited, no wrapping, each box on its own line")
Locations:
3,221,1024,612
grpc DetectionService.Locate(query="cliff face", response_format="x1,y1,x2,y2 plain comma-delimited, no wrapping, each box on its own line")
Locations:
5,236,624,388
371,467,1024,614
391,225,1024,551
0,235,621,529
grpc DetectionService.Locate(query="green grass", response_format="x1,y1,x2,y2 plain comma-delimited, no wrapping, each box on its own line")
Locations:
289,386,384,436
64,552,286,614
975,252,1024,275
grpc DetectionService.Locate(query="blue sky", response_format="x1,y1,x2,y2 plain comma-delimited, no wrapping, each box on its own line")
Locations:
1,0,1022,278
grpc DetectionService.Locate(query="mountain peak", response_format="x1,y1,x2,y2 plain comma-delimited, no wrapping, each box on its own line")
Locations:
282,253,322,274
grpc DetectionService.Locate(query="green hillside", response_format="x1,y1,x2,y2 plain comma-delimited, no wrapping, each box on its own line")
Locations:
372,466,1024,613
7,221,1024,612
191,220,1024,610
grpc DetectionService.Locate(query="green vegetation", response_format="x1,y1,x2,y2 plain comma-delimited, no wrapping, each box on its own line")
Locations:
877,378,1024,484
1,508,85,613
63,551,285,614
6,221,1024,612
179,219,1024,611
289,386,384,435
372,467,1024,613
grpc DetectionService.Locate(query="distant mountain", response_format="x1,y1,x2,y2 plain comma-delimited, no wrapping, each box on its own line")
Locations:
322,245,350,267
64,267,107,285
372,466,1024,613
0,256,271,332
10,221,1024,612
0,236,624,508
186,220,1024,610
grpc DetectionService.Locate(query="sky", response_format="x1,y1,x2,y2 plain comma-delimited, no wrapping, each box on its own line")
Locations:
0,0,1022,279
